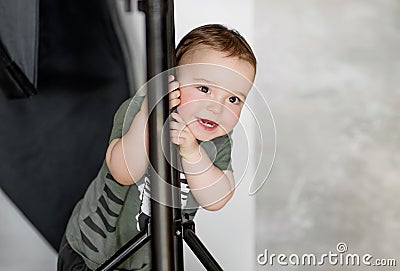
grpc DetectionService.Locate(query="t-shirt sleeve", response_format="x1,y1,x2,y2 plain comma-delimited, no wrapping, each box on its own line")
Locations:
198,133,233,172
214,134,233,171
109,95,146,142
109,97,132,142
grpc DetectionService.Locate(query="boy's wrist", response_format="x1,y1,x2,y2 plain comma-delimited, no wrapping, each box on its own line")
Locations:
179,143,203,163
180,148,202,164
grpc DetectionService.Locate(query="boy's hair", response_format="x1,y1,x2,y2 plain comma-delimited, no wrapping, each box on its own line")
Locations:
176,24,257,73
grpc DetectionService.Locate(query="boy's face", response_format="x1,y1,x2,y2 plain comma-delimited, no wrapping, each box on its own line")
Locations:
176,47,255,141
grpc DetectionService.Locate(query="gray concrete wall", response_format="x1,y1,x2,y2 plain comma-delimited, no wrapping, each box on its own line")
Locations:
254,0,400,270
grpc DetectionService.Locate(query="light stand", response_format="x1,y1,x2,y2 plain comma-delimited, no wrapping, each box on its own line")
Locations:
95,0,223,270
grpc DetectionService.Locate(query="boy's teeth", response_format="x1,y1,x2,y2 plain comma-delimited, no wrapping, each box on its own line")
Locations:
200,119,216,127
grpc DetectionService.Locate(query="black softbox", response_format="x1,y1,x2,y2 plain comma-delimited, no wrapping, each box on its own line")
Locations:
0,0,137,249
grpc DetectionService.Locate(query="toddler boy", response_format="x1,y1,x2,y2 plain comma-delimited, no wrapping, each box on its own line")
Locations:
58,24,257,271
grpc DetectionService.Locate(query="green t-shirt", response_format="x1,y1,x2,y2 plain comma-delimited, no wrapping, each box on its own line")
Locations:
65,95,233,270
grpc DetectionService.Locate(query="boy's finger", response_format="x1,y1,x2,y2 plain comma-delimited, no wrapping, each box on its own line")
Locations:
170,136,179,145
170,112,185,123
170,132,183,145
170,121,186,131
168,81,180,92
169,100,180,109
169,98,180,105
170,130,178,139
168,74,175,83
169,89,180,99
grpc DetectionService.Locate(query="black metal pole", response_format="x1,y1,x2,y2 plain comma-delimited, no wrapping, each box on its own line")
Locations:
139,0,177,270
164,1,184,270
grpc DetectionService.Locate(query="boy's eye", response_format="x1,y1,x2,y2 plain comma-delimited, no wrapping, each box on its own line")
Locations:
198,86,210,93
229,96,240,104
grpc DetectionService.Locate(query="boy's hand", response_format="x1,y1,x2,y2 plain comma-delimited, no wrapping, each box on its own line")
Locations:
170,112,200,160
168,75,180,110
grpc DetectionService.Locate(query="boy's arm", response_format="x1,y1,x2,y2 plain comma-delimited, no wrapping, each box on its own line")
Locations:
106,96,149,185
106,76,179,186
170,112,235,211
181,148,235,211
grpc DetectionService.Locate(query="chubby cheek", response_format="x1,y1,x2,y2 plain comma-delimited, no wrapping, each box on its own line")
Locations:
223,111,240,132
176,87,198,122
179,86,198,105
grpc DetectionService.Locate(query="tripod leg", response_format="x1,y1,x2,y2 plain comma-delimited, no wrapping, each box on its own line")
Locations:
183,221,223,271
94,227,151,271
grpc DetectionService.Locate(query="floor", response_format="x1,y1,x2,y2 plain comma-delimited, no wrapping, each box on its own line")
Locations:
0,189,57,270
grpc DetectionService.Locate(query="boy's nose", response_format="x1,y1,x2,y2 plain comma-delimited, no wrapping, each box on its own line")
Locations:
206,101,223,114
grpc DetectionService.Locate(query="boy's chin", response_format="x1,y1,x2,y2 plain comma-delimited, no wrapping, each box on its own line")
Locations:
193,130,227,142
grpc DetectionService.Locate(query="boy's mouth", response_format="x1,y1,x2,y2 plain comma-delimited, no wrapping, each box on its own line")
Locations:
197,118,219,131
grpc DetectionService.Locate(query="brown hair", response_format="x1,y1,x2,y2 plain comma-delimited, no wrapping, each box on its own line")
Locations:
176,24,257,73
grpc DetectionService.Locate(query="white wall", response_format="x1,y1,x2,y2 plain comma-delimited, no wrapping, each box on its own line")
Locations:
175,1,256,270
